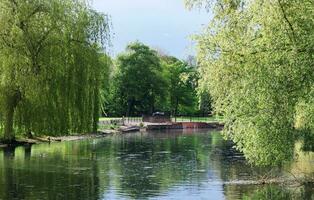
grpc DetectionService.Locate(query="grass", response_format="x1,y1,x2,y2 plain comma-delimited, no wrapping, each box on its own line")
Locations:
99,117,123,121
98,123,120,130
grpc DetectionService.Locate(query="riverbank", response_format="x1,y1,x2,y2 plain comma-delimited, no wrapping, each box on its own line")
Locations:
0,121,224,147
0,129,119,148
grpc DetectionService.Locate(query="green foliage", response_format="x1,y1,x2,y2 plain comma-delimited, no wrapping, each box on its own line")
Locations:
188,0,314,165
242,186,293,200
107,42,166,116
0,0,110,140
161,56,199,115
295,90,314,132
98,123,119,130
105,43,209,117
197,90,212,116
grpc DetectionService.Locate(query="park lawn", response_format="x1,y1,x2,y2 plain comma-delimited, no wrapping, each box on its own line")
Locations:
99,117,123,121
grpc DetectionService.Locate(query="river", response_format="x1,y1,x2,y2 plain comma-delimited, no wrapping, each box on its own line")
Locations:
0,130,313,200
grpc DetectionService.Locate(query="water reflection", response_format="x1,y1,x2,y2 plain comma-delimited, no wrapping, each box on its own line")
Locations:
0,130,313,200
239,184,313,200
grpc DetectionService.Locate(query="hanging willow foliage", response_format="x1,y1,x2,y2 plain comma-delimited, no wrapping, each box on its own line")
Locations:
0,0,110,141
187,0,314,166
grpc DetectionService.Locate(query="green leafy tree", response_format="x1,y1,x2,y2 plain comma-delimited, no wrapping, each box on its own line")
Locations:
161,56,198,116
99,54,113,116
186,0,314,165
198,91,212,116
0,0,110,142
111,42,166,116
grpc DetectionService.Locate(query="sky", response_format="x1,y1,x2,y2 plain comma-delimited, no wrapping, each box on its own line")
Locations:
91,0,212,59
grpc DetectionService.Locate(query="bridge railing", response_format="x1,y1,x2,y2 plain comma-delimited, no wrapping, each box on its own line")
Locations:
99,115,223,125
172,115,223,123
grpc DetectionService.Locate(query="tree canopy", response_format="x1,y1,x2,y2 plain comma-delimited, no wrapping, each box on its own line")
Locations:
0,0,110,141
104,42,208,117
107,42,166,116
161,56,199,116
186,0,314,166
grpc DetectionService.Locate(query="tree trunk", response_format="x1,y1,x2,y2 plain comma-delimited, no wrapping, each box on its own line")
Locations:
92,87,100,133
3,91,21,143
126,99,134,117
150,96,155,115
174,98,179,122
3,98,16,143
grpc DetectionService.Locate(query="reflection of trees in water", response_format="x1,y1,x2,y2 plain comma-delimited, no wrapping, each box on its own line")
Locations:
0,131,312,200
213,134,314,200
240,184,313,200
103,132,213,199
0,143,104,200
1,148,19,200
107,131,312,199
209,134,285,183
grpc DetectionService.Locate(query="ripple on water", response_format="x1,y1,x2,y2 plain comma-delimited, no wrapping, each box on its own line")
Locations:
0,130,312,200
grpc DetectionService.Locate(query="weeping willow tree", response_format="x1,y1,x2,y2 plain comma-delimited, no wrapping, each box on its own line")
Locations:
0,0,110,142
186,0,314,166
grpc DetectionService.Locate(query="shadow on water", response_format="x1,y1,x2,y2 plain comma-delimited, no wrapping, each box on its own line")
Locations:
0,130,313,200
0,145,102,200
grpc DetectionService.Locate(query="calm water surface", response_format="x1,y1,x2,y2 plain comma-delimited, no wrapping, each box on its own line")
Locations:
0,130,313,200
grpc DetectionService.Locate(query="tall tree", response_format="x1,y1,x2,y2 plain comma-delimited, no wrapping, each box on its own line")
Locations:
161,56,198,117
186,0,314,165
112,42,166,116
0,0,110,142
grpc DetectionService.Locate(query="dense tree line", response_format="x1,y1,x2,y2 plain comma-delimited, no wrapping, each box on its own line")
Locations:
104,42,212,117
186,0,314,165
0,0,110,142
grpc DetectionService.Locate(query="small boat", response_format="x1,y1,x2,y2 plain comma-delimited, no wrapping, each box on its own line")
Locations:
120,126,140,133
